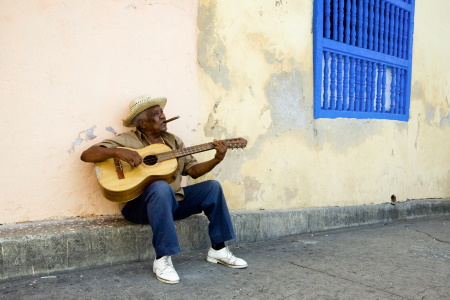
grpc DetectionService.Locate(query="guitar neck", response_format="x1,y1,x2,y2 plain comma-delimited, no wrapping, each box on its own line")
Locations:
154,138,247,162
156,142,216,162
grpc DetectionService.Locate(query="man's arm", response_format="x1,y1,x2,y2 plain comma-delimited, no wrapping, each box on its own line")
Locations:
186,140,227,179
80,146,143,167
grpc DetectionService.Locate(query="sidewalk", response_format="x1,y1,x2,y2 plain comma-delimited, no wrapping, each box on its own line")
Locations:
1,216,449,300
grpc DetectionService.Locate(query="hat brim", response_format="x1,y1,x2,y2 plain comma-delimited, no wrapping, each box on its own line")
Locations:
122,96,167,127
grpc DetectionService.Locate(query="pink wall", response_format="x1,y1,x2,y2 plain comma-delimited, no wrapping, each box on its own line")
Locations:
0,0,199,223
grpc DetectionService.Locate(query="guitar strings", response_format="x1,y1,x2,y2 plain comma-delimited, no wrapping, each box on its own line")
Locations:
140,140,245,166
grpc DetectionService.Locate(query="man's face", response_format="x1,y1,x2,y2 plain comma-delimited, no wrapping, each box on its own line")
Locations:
142,105,167,134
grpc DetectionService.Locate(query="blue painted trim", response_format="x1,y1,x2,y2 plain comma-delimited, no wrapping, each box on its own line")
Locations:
316,109,409,121
313,0,415,122
403,0,415,121
389,0,413,11
313,0,324,119
323,39,409,68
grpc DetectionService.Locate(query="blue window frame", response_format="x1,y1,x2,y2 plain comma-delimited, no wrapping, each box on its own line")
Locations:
313,0,415,121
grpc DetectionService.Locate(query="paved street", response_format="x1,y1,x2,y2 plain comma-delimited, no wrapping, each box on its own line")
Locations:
1,216,449,300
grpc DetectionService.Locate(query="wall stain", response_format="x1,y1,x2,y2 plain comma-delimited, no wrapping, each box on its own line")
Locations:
243,176,262,203
415,114,421,149
210,119,219,130
263,50,282,65
213,99,221,113
425,106,435,124
259,54,405,153
197,1,231,90
265,67,307,130
204,111,226,137
411,80,425,100
284,187,298,203
440,111,450,128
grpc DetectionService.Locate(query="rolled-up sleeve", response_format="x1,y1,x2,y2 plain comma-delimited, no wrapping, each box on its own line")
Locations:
93,131,147,149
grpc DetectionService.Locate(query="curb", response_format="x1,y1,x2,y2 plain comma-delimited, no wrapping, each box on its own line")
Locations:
1,198,449,281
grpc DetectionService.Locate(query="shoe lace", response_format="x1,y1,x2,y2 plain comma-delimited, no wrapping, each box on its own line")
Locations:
160,256,173,272
224,247,239,263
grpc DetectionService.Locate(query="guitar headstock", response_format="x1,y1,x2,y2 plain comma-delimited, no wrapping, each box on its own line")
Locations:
225,137,248,149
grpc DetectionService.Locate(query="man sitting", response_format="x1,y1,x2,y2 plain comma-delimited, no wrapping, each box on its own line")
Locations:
80,95,247,284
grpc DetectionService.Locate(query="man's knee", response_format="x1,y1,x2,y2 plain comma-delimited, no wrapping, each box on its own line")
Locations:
144,180,171,194
203,180,226,208
142,180,175,204
205,180,223,192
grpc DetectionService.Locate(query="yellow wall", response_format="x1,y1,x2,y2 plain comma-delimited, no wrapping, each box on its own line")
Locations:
193,0,450,210
0,0,449,224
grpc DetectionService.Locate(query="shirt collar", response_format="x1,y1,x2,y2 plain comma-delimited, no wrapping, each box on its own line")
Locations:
134,128,176,149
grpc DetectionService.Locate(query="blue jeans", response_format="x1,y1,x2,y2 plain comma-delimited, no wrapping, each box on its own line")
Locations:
121,180,236,256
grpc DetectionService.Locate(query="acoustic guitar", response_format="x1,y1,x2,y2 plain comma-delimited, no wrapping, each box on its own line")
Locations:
94,137,247,202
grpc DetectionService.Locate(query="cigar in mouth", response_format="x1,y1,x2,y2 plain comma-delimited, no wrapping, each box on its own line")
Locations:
163,116,180,123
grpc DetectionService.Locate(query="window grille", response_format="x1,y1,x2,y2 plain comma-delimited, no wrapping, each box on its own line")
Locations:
313,0,415,121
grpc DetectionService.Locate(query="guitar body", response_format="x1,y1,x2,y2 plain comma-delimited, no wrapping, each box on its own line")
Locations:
92,137,247,203
94,143,178,202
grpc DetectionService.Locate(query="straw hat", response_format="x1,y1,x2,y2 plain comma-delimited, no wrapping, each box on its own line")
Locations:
122,95,167,127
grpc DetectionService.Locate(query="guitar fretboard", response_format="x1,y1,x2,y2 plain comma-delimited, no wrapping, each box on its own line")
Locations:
156,142,216,162
153,138,245,162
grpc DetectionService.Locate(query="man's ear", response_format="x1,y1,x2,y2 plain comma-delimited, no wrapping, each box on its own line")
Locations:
137,119,146,129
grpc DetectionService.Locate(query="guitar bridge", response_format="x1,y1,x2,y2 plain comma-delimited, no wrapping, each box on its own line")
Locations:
114,158,125,179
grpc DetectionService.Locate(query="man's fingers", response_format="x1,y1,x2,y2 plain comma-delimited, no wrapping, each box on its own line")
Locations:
213,139,228,151
130,156,143,167
116,149,142,168
128,159,142,168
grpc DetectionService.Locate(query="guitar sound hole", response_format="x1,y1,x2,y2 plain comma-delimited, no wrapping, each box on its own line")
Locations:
143,155,158,166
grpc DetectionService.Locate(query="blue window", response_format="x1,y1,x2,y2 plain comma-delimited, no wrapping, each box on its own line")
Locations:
313,0,415,121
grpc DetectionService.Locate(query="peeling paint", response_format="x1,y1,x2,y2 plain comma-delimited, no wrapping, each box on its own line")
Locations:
210,119,219,130
440,112,450,128
425,106,435,124
68,125,97,154
197,1,231,90
415,115,421,149
248,85,255,97
411,81,425,100
263,50,282,65
204,109,227,138
265,68,306,130
106,126,117,136
310,118,390,153
213,99,220,113
195,0,450,212
243,176,262,203
284,187,298,203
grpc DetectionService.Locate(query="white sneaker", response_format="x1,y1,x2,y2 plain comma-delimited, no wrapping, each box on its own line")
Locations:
152,256,180,284
206,247,248,269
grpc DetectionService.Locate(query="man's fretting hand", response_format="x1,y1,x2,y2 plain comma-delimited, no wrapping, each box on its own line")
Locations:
213,139,228,162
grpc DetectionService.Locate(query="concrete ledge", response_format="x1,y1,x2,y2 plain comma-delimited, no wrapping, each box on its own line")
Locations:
1,198,449,281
